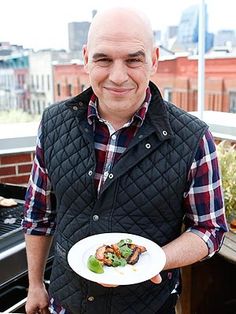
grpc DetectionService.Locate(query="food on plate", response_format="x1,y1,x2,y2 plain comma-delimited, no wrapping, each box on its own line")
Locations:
0,196,17,207
87,255,104,273
87,238,147,273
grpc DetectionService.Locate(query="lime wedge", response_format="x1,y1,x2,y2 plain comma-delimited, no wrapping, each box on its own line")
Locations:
87,255,104,274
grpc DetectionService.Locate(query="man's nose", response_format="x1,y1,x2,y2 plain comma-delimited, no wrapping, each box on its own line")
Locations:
108,61,129,85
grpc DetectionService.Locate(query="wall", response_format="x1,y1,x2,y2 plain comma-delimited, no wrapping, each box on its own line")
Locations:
52,55,236,113
29,51,54,114
53,63,90,102
0,151,34,185
152,55,236,112
1,135,235,186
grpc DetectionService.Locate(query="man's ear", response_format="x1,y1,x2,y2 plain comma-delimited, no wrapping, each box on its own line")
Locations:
82,44,89,73
151,47,159,76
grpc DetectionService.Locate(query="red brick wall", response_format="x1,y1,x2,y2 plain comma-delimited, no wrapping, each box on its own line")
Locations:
0,151,34,185
1,136,235,187
152,55,236,112
53,64,90,102
52,56,236,113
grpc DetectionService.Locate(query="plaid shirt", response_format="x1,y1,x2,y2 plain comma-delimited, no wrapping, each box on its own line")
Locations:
87,92,150,193
22,89,228,314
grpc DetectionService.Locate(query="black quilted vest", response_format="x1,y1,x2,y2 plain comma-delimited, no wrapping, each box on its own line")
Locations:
42,81,208,313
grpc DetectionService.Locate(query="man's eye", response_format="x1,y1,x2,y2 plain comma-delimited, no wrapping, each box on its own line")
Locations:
94,59,111,66
126,59,142,67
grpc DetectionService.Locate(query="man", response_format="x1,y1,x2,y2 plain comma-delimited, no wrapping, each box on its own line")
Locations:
22,7,228,314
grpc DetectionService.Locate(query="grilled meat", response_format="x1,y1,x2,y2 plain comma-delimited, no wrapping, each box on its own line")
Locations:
127,247,142,265
94,239,146,267
95,245,107,261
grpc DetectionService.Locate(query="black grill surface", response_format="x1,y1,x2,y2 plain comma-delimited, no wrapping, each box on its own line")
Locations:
0,204,23,237
0,184,27,289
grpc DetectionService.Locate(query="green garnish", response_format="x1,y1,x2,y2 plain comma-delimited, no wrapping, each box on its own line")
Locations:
119,245,132,258
117,238,132,247
117,238,133,258
105,252,127,267
87,255,104,273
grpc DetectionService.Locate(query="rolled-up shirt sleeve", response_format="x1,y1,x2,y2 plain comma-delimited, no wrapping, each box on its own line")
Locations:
22,123,56,235
183,129,228,257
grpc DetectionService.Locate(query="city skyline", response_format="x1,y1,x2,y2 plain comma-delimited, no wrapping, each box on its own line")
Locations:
0,0,235,51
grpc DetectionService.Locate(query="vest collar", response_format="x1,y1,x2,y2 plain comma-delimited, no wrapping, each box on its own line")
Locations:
147,81,174,141
65,81,174,141
65,87,93,121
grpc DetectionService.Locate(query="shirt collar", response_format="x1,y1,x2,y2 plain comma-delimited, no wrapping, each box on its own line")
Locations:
87,87,152,127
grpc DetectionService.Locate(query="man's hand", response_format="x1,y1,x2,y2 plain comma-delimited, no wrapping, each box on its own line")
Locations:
99,283,118,288
150,274,162,284
25,283,50,314
98,273,162,288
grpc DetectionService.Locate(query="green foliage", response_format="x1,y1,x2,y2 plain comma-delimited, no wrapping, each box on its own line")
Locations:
217,141,236,219
0,109,40,123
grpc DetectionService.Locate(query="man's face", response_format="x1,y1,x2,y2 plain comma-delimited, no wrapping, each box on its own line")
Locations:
83,19,158,117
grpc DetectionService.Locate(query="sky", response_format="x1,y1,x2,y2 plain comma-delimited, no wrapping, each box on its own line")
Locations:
0,0,235,51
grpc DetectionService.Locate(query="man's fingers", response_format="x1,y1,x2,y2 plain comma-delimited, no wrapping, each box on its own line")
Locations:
99,274,162,287
150,274,162,284
99,282,118,288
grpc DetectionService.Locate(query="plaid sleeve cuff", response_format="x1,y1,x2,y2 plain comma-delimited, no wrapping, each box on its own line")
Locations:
185,225,227,258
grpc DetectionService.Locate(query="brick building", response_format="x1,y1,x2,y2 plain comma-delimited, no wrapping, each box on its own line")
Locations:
152,54,236,113
53,63,90,102
52,53,236,113
1,53,236,185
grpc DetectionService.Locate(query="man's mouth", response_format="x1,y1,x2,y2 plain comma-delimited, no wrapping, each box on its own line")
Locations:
104,87,134,95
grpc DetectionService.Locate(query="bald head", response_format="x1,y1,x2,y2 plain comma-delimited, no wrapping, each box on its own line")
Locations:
87,7,154,51
82,6,159,123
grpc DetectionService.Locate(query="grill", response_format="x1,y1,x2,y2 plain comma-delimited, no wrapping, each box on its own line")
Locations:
0,183,53,313
0,205,23,235
0,202,24,254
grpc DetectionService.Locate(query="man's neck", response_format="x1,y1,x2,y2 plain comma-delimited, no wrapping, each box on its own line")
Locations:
98,108,134,131
102,116,130,131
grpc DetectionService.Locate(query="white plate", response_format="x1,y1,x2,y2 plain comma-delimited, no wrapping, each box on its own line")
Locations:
67,232,166,285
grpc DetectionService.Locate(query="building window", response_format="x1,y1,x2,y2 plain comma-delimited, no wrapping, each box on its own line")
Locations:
192,90,197,111
36,75,39,89
31,75,34,88
37,100,41,114
47,75,50,91
57,83,61,96
68,83,72,96
32,100,36,114
41,75,44,91
229,92,236,113
17,74,21,88
163,88,172,102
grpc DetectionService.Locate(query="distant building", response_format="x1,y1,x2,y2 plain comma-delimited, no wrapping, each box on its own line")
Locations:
162,26,179,50
0,42,25,56
52,49,236,115
29,50,76,114
152,51,236,113
176,4,213,52
0,52,29,111
53,62,90,102
166,26,178,40
214,30,236,47
153,30,162,45
68,21,90,52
